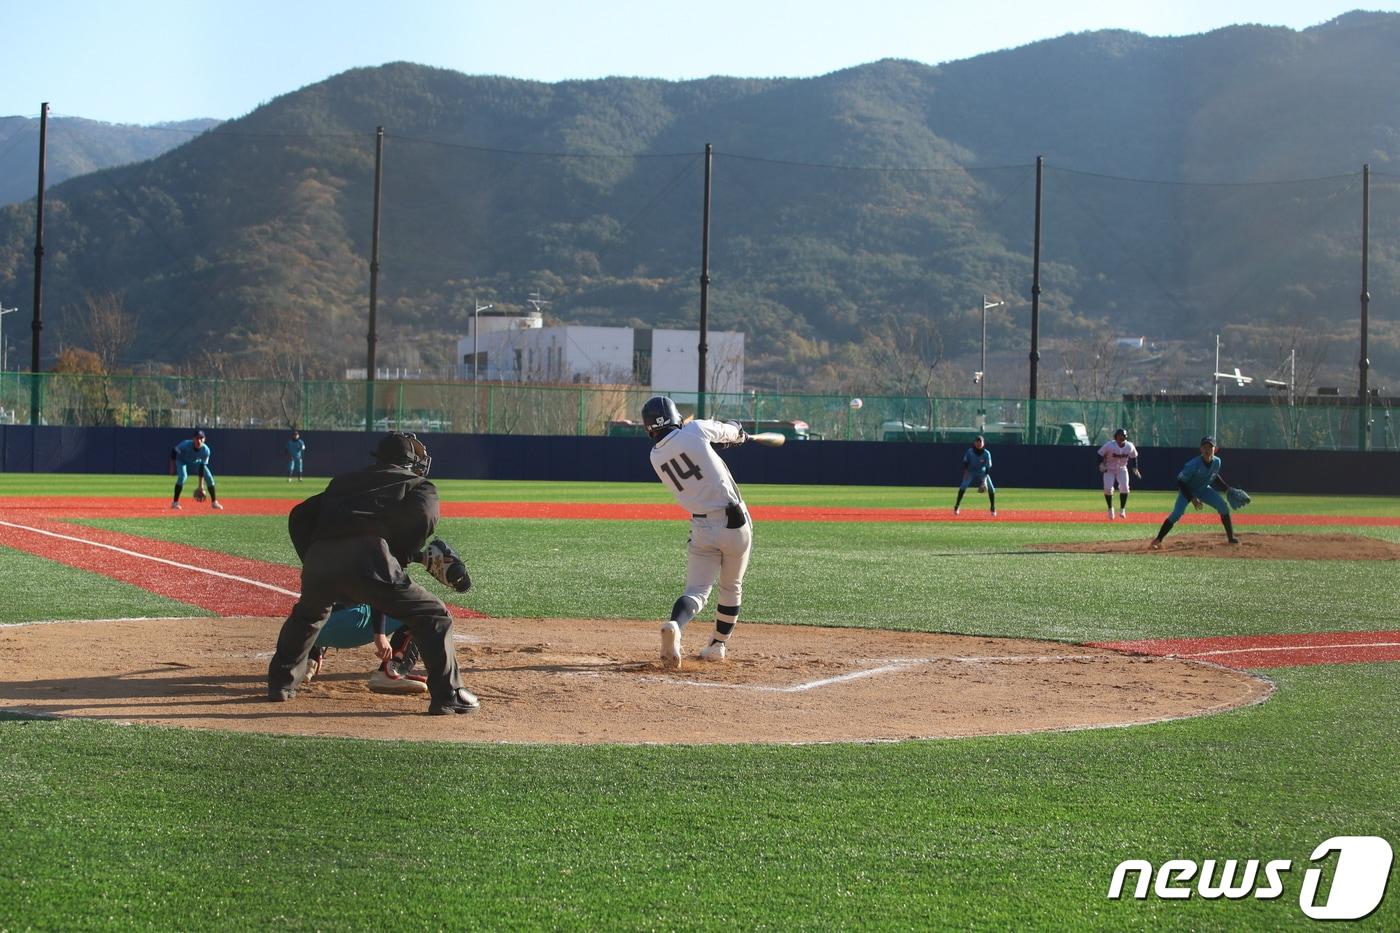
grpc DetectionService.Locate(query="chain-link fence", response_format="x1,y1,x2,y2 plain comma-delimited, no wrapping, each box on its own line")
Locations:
1,371,1390,450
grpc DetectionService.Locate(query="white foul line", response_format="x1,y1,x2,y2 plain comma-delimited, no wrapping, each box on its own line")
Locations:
649,654,1129,693
0,519,300,598
1179,641,1400,658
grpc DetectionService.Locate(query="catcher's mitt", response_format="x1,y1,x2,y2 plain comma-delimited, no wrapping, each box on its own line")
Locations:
192,488,206,502
1227,487,1252,510
420,538,472,592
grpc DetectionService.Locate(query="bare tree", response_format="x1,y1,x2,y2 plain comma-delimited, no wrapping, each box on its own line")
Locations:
862,314,956,433
81,292,136,373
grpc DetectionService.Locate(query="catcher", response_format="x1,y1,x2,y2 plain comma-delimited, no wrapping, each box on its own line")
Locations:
305,539,473,695
1150,435,1250,550
267,432,480,715
953,435,996,516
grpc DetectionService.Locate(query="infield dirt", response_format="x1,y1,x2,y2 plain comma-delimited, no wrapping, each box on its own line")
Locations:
0,617,1270,745
1036,531,1400,560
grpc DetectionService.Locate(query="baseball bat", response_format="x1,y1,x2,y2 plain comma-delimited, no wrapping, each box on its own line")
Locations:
750,431,786,447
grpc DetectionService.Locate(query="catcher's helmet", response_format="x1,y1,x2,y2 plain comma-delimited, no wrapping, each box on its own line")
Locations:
374,431,432,477
641,396,681,439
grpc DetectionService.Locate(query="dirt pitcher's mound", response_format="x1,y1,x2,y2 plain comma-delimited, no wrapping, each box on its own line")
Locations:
1039,532,1400,561
0,617,1270,745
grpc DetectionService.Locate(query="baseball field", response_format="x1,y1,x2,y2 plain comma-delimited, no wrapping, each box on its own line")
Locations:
1,475,1396,929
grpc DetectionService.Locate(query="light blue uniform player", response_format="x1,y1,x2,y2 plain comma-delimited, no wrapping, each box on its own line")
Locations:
305,603,428,694
1151,436,1239,549
953,435,997,516
286,431,306,482
169,429,221,510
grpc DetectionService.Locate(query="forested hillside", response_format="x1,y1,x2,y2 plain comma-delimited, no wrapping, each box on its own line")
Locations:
0,116,218,206
0,11,1397,395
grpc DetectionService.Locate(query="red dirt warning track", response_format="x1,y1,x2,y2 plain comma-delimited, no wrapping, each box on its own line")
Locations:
3,496,1398,525
0,516,481,620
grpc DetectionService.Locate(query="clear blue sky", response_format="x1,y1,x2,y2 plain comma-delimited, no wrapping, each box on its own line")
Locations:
2,1,1393,124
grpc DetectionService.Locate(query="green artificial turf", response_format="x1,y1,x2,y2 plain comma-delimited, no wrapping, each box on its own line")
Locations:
1,664,1394,930
0,546,206,624
73,515,1400,642
1,480,1396,930
4,472,1399,515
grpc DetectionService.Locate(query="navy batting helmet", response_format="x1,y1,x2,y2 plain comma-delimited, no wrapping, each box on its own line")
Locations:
641,396,681,439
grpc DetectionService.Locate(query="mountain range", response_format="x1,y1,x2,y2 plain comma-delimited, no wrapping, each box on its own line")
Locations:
0,10,1397,395
0,116,218,207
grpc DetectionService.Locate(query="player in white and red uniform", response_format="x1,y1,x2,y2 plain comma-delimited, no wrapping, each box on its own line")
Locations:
1096,428,1141,519
643,395,752,668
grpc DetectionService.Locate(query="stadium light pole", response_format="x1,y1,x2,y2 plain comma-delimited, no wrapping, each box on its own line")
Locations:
979,296,1004,428
0,305,15,373
472,302,493,384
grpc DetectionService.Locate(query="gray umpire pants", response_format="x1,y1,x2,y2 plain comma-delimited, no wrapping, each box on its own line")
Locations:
268,535,464,703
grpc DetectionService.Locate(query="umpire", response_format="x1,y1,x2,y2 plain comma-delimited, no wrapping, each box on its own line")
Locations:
267,431,479,714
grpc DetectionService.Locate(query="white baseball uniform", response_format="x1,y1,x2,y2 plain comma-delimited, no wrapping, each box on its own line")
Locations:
1097,439,1139,494
650,419,752,612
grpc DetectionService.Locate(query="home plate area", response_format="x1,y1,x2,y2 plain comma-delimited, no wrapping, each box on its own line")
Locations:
0,617,1270,745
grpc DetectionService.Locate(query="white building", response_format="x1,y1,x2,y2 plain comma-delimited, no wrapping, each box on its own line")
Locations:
456,313,745,395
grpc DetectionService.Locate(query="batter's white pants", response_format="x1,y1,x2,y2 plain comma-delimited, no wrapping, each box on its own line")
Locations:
683,509,753,610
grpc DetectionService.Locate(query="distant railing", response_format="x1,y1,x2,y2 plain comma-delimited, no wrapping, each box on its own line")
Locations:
0,371,1391,451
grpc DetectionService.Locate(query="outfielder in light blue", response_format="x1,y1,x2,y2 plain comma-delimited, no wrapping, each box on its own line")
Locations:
169,429,220,510
1151,436,1238,548
286,431,306,482
953,435,996,515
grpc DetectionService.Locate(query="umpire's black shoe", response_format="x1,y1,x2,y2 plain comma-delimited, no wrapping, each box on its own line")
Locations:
429,688,481,715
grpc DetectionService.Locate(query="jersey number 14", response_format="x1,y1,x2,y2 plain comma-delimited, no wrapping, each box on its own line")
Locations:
659,452,704,491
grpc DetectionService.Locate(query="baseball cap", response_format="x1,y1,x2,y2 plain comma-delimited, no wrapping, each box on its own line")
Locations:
193,429,206,439
1199,435,1216,446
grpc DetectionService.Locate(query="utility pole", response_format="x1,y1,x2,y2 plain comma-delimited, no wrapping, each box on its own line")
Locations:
30,102,49,427
1359,163,1370,451
1028,155,1043,444
365,126,384,432
697,143,713,418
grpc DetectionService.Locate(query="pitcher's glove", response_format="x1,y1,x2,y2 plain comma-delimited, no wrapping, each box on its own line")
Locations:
419,538,472,592
1227,487,1252,510
192,487,206,502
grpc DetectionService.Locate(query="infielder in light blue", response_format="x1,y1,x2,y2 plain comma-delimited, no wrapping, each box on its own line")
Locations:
1151,436,1238,549
953,435,996,516
286,430,306,482
169,429,220,510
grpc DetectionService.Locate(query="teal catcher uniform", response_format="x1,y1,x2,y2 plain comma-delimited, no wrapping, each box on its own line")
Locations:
306,603,427,694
